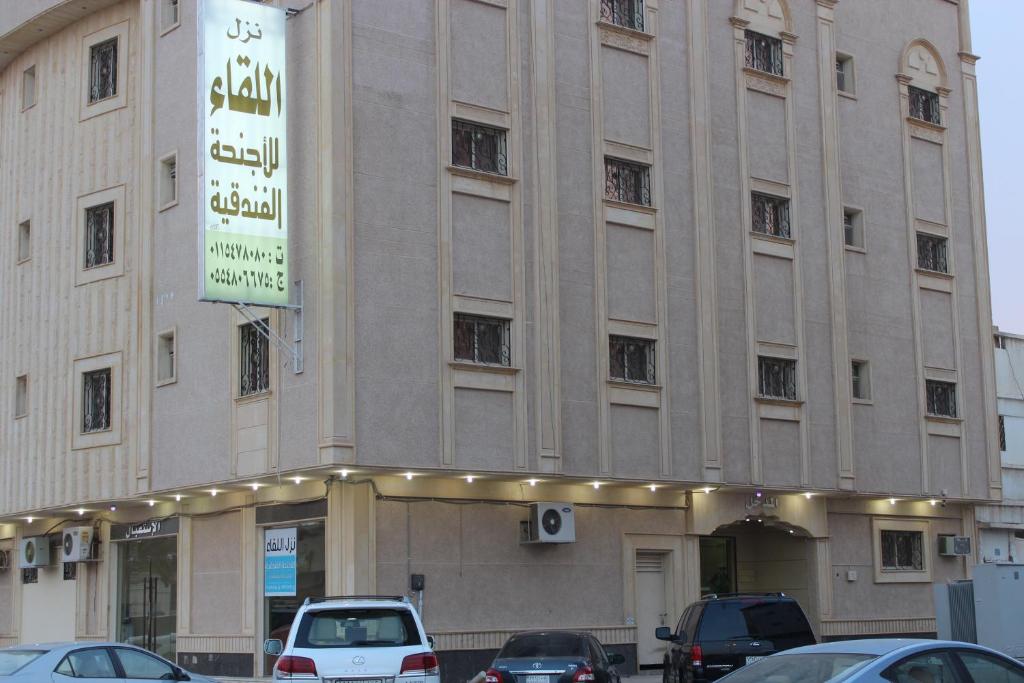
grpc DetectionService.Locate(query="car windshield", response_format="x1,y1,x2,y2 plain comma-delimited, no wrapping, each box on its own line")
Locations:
499,634,586,659
294,608,421,648
0,650,46,675
718,653,877,683
699,600,814,649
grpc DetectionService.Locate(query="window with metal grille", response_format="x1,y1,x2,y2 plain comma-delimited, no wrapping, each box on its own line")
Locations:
84,202,114,269
999,415,1007,452
926,380,957,418
22,568,38,584
851,360,870,400
89,37,118,103
752,193,791,239
240,320,270,396
745,30,784,77
836,54,854,94
843,208,863,248
82,368,111,433
880,530,924,571
600,0,644,31
161,0,179,31
916,233,948,273
454,314,511,366
609,335,656,385
452,120,507,176
908,86,940,125
604,157,651,207
758,356,797,400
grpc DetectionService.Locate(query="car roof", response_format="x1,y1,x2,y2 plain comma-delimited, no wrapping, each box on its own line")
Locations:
1,642,142,653
305,598,411,610
783,639,983,657
698,593,795,603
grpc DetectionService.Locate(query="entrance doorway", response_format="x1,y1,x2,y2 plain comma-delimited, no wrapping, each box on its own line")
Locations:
117,536,178,660
699,536,736,596
635,550,671,668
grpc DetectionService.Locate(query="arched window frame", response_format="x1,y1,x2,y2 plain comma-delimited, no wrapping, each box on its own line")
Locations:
897,39,951,128
731,0,796,80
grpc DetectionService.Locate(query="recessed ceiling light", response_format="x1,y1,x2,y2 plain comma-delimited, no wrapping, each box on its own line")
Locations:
649,485,657,492
466,475,475,483
174,494,182,502
339,469,349,479
592,482,601,490
405,472,414,481
148,500,156,507
527,479,538,487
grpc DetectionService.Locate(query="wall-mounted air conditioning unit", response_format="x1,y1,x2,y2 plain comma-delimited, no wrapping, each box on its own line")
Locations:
62,527,95,562
939,535,972,557
0,550,9,571
19,537,50,568
522,502,576,544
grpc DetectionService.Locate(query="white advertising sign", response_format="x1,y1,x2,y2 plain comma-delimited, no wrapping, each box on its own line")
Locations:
199,0,288,306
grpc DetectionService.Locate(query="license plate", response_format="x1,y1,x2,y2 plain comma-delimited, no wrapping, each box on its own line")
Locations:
526,676,549,683
745,656,765,665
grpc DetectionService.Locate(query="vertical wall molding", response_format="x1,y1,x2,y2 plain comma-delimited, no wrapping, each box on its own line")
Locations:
815,0,855,488
686,0,723,482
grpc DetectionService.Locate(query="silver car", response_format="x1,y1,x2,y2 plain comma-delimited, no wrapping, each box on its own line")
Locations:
0,643,218,683
716,638,1024,682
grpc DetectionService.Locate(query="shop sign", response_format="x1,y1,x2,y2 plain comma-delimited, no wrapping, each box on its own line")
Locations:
111,517,180,541
199,0,289,306
264,527,297,597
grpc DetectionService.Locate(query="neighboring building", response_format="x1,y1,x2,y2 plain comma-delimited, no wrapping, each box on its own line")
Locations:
0,0,1002,680
976,329,1024,563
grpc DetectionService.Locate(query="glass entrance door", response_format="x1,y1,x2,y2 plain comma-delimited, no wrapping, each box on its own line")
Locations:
699,536,736,596
117,536,178,660
263,521,325,674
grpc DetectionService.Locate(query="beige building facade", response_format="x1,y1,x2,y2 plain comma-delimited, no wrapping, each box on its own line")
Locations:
0,0,1002,679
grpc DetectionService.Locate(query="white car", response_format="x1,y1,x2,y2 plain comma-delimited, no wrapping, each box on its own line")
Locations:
265,596,440,683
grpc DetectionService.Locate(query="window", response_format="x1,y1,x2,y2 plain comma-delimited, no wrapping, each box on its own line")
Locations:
63,562,77,581
751,193,791,239
882,651,958,683
758,356,797,400
995,334,1007,349
157,330,176,385
745,30,784,77
604,157,651,207
956,650,1024,682
14,376,27,418
600,0,644,32
454,314,511,366
294,608,422,648
159,153,177,209
240,320,270,396
836,53,855,94
84,202,114,269
609,335,656,385
843,208,863,248
21,568,37,584
851,360,870,401
880,529,924,571
999,415,1007,452
916,233,948,274
56,648,119,679
451,120,507,176
22,65,36,110
88,37,118,103
17,220,30,263
926,380,957,418
160,0,180,32
908,86,941,125
82,368,111,433
114,648,176,679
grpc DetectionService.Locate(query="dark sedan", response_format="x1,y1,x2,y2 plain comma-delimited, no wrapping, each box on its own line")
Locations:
486,631,626,683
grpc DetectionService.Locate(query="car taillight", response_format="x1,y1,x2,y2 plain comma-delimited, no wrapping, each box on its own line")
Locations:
400,653,440,676
573,666,595,683
689,645,703,669
484,668,504,683
275,656,317,678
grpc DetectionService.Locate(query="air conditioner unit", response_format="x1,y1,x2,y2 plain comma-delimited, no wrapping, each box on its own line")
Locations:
939,535,972,557
62,527,94,562
19,537,50,568
0,550,9,571
523,503,576,544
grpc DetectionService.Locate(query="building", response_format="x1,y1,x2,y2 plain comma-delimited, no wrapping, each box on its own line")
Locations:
0,0,1002,679
976,329,1024,563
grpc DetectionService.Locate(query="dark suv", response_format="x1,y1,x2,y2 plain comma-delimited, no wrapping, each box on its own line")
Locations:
656,593,815,682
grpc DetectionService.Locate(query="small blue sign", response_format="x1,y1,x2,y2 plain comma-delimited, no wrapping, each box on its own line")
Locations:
264,527,297,597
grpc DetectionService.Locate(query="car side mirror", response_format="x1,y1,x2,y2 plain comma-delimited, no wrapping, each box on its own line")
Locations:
172,666,191,682
655,627,676,642
264,639,284,656
427,635,436,650
607,653,626,666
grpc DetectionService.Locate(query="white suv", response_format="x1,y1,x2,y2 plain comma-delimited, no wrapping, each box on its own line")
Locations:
265,596,440,683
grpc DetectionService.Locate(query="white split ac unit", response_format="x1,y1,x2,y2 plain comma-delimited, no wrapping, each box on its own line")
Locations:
524,502,576,544
939,535,972,557
62,526,94,562
19,537,50,568
0,550,9,571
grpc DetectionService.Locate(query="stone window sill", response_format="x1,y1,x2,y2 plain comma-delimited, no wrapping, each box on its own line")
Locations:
447,164,517,185
449,360,520,376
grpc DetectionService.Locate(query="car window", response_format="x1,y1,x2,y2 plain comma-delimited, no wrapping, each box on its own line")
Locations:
710,653,876,683
589,639,608,667
55,649,119,679
295,608,422,649
115,648,176,680
697,599,813,649
956,650,1024,683
882,650,960,683
0,650,45,675
674,609,688,638
682,605,702,643
498,633,586,659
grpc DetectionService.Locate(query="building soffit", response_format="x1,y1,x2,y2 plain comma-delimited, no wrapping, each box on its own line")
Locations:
0,0,123,73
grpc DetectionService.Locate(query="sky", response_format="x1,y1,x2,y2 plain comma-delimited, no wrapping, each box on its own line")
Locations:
973,1,1024,333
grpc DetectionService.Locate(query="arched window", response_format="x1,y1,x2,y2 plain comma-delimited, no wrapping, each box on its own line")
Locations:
901,40,948,126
